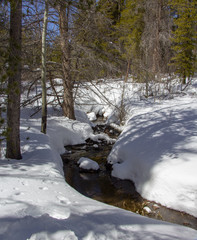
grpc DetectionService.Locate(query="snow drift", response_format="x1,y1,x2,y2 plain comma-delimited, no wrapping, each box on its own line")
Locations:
108,96,197,217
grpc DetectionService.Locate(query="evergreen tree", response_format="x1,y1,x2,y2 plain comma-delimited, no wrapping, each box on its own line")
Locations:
117,0,173,98
142,0,173,77
170,0,197,84
73,0,123,80
117,0,145,81
6,0,22,159
0,2,9,143
97,0,125,25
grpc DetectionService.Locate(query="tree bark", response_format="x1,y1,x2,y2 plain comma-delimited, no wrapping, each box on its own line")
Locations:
6,0,22,159
41,0,49,134
59,2,75,119
119,58,130,123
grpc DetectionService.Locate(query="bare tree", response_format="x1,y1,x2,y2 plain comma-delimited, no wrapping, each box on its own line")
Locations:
41,0,49,134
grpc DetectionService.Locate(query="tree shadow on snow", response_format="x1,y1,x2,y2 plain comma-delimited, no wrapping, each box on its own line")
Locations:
109,104,197,194
0,208,189,240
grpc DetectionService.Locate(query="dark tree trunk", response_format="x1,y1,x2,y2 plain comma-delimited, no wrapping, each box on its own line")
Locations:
59,3,75,120
6,0,22,159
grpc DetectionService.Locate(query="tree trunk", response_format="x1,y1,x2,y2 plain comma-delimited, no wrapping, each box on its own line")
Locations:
59,3,75,120
119,58,130,123
6,0,22,159
41,0,48,134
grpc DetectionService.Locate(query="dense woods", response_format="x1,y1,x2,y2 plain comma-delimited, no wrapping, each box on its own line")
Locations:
0,0,196,158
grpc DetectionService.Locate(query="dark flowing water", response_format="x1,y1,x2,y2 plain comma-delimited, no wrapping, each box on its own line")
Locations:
61,124,197,230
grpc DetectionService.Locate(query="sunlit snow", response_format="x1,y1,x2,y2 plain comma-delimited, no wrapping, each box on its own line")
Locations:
77,157,100,171
0,77,197,239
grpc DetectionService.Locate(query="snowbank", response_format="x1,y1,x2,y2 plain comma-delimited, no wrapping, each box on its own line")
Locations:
108,96,197,217
1,77,197,239
0,108,196,239
47,116,93,154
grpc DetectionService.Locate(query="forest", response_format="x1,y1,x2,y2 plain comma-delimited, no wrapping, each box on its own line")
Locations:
0,0,196,158
0,1,197,239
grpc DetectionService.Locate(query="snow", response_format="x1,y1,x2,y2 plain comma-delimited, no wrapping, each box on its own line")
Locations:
87,112,97,121
47,116,93,154
77,157,100,171
107,95,197,218
89,132,116,144
1,78,197,239
143,206,152,214
93,144,99,149
75,109,94,127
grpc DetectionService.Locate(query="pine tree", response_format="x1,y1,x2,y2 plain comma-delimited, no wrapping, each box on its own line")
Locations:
72,0,124,80
0,2,9,144
142,0,173,77
6,0,22,159
170,0,197,84
97,0,125,25
117,0,145,80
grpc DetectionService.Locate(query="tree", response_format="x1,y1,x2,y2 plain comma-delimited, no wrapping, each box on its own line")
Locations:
58,1,75,119
0,2,9,144
142,0,173,78
41,0,49,134
97,0,125,24
170,0,197,84
73,0,124,81
6,0,22,159
118,0,173,97
117,0,145,80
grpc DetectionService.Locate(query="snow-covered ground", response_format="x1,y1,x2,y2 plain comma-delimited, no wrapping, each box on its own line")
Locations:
76,78,197,217
0,78,197,239
108,95,197,217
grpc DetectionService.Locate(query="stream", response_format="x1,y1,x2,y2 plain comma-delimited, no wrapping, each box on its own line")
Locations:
61,124,197,230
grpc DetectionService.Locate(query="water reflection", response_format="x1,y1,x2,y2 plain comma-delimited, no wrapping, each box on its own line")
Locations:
62,131,197,230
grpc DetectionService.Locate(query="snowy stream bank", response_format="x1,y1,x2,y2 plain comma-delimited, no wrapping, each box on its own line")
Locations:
0,109,196,240
62,124,197,230
1,78,197,239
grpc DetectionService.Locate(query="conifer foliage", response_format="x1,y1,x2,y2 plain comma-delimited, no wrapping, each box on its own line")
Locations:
170,0,197,84
115,0,196,86
117,0,145,79
0,0,197,159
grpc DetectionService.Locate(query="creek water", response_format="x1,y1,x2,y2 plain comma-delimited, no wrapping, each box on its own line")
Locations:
61,124,197,230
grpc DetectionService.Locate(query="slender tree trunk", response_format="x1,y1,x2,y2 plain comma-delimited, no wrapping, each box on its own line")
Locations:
41,0,48,134
6,0,22,159
119,58,130,123
59,3,75,119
